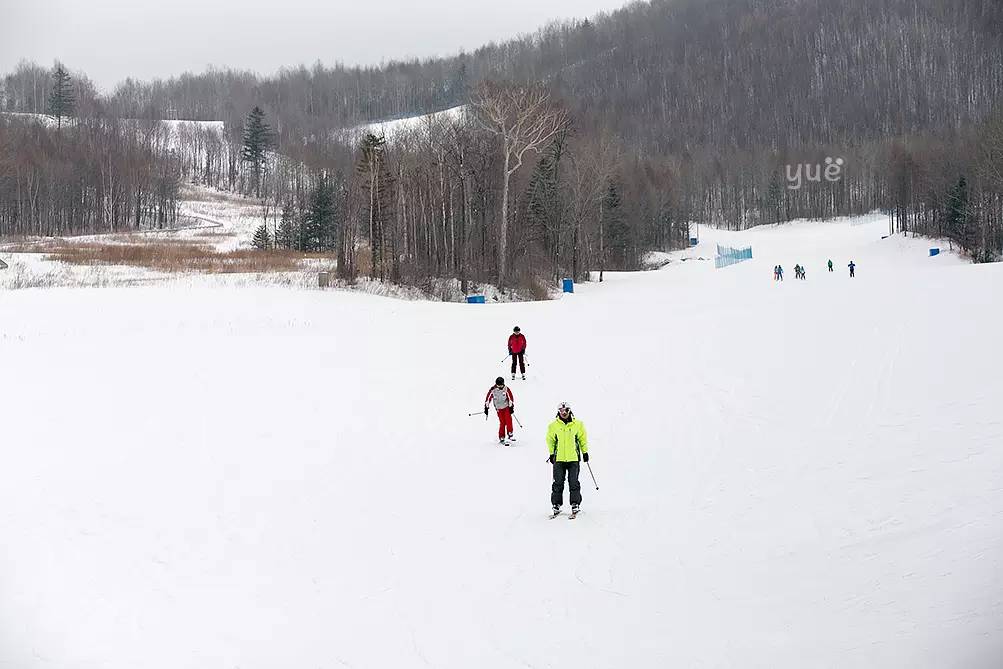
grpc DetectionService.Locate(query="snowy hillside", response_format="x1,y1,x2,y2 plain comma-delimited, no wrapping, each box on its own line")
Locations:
339,105,467,143
1,215,1000,668
0,112,224,150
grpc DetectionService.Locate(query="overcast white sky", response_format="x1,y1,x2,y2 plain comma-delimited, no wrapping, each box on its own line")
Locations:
1,0,630,92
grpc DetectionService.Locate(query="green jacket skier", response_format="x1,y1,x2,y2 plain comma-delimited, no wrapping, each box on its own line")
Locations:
546,402,589,516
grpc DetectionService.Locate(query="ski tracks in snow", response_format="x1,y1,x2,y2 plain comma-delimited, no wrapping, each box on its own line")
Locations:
681,337,743,516
573,562,628,599
864,320,905,424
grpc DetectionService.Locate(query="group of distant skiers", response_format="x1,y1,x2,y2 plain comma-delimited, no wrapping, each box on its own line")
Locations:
480,327,528,444
775,259,856,280
479,326,591,518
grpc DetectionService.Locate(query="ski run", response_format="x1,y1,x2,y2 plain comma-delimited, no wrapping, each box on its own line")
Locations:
1,213,1001,668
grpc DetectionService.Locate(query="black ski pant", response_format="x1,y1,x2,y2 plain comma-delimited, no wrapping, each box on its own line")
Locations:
510,352,526,375
552,461,582,507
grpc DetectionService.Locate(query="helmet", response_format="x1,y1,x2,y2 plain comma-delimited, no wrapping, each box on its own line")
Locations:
495,377,505,385
513,326,521,332
557,401,571,412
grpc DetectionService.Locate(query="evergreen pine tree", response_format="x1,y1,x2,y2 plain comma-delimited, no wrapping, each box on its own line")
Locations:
448,62,468,101
276,202,298,250
242,106,273,199
946,175,970,251
526,130,568,277
47,63,75,129
602,178,630,268
252,223,272,250
766,171,785,224
581,18,597,48
302,176,337,252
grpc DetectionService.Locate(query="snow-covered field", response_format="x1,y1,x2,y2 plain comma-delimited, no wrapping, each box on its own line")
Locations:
0,187,331,292
0,187,536,301
175,188,271,252
1,215,1001,668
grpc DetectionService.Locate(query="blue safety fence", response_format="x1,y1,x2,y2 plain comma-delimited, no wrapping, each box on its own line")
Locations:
714,244,753,269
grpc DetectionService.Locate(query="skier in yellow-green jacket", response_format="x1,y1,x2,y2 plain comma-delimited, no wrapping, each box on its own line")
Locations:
546,402,589,517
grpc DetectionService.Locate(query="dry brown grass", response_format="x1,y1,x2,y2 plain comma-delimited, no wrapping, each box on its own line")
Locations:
518,273,553,301
183,230,227,241
354,247,373,275
7,239,336,274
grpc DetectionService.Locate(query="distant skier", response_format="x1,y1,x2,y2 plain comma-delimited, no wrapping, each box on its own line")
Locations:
777,265,784,281
848,261,856,278
546,402,589,517
508,326,527,380
801,265,807,280
484,376,516,444
827,259,834,272
794,264,802,280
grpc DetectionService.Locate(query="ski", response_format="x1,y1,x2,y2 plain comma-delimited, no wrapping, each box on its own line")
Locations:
568,511,579,520
549,510,562,519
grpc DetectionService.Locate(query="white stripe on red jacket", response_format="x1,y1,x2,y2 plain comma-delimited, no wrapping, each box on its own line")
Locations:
485,386,514,411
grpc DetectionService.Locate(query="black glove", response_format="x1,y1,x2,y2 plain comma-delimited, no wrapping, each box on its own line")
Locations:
548,453,556,465
583,453,590,463
509,406,515,415
484,406,489,416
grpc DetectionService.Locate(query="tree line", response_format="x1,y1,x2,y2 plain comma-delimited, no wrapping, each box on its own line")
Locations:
245,83,683,291
9,0,997,152
2,0,1001,275
0,66,181,238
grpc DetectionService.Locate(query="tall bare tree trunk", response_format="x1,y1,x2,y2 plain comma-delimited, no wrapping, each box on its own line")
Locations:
499,151,511,286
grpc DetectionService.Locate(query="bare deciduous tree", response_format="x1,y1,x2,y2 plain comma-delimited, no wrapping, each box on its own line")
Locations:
473,81,567,286
568,132,619,279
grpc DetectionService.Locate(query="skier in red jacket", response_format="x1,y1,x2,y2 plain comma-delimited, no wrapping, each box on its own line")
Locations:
484,376,516,444
508,326,527,380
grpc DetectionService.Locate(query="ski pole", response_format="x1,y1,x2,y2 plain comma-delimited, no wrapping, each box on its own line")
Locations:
500,353,511,363
586,461,599,490
513,414,523,428
468,411,484,417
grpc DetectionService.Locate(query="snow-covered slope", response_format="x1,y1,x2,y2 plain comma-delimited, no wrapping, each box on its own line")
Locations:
1,112,224,148
339,105,467,143
1,215,1000,668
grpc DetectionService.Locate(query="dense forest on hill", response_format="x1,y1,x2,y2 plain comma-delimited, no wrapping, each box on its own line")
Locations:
2,0,1002,288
